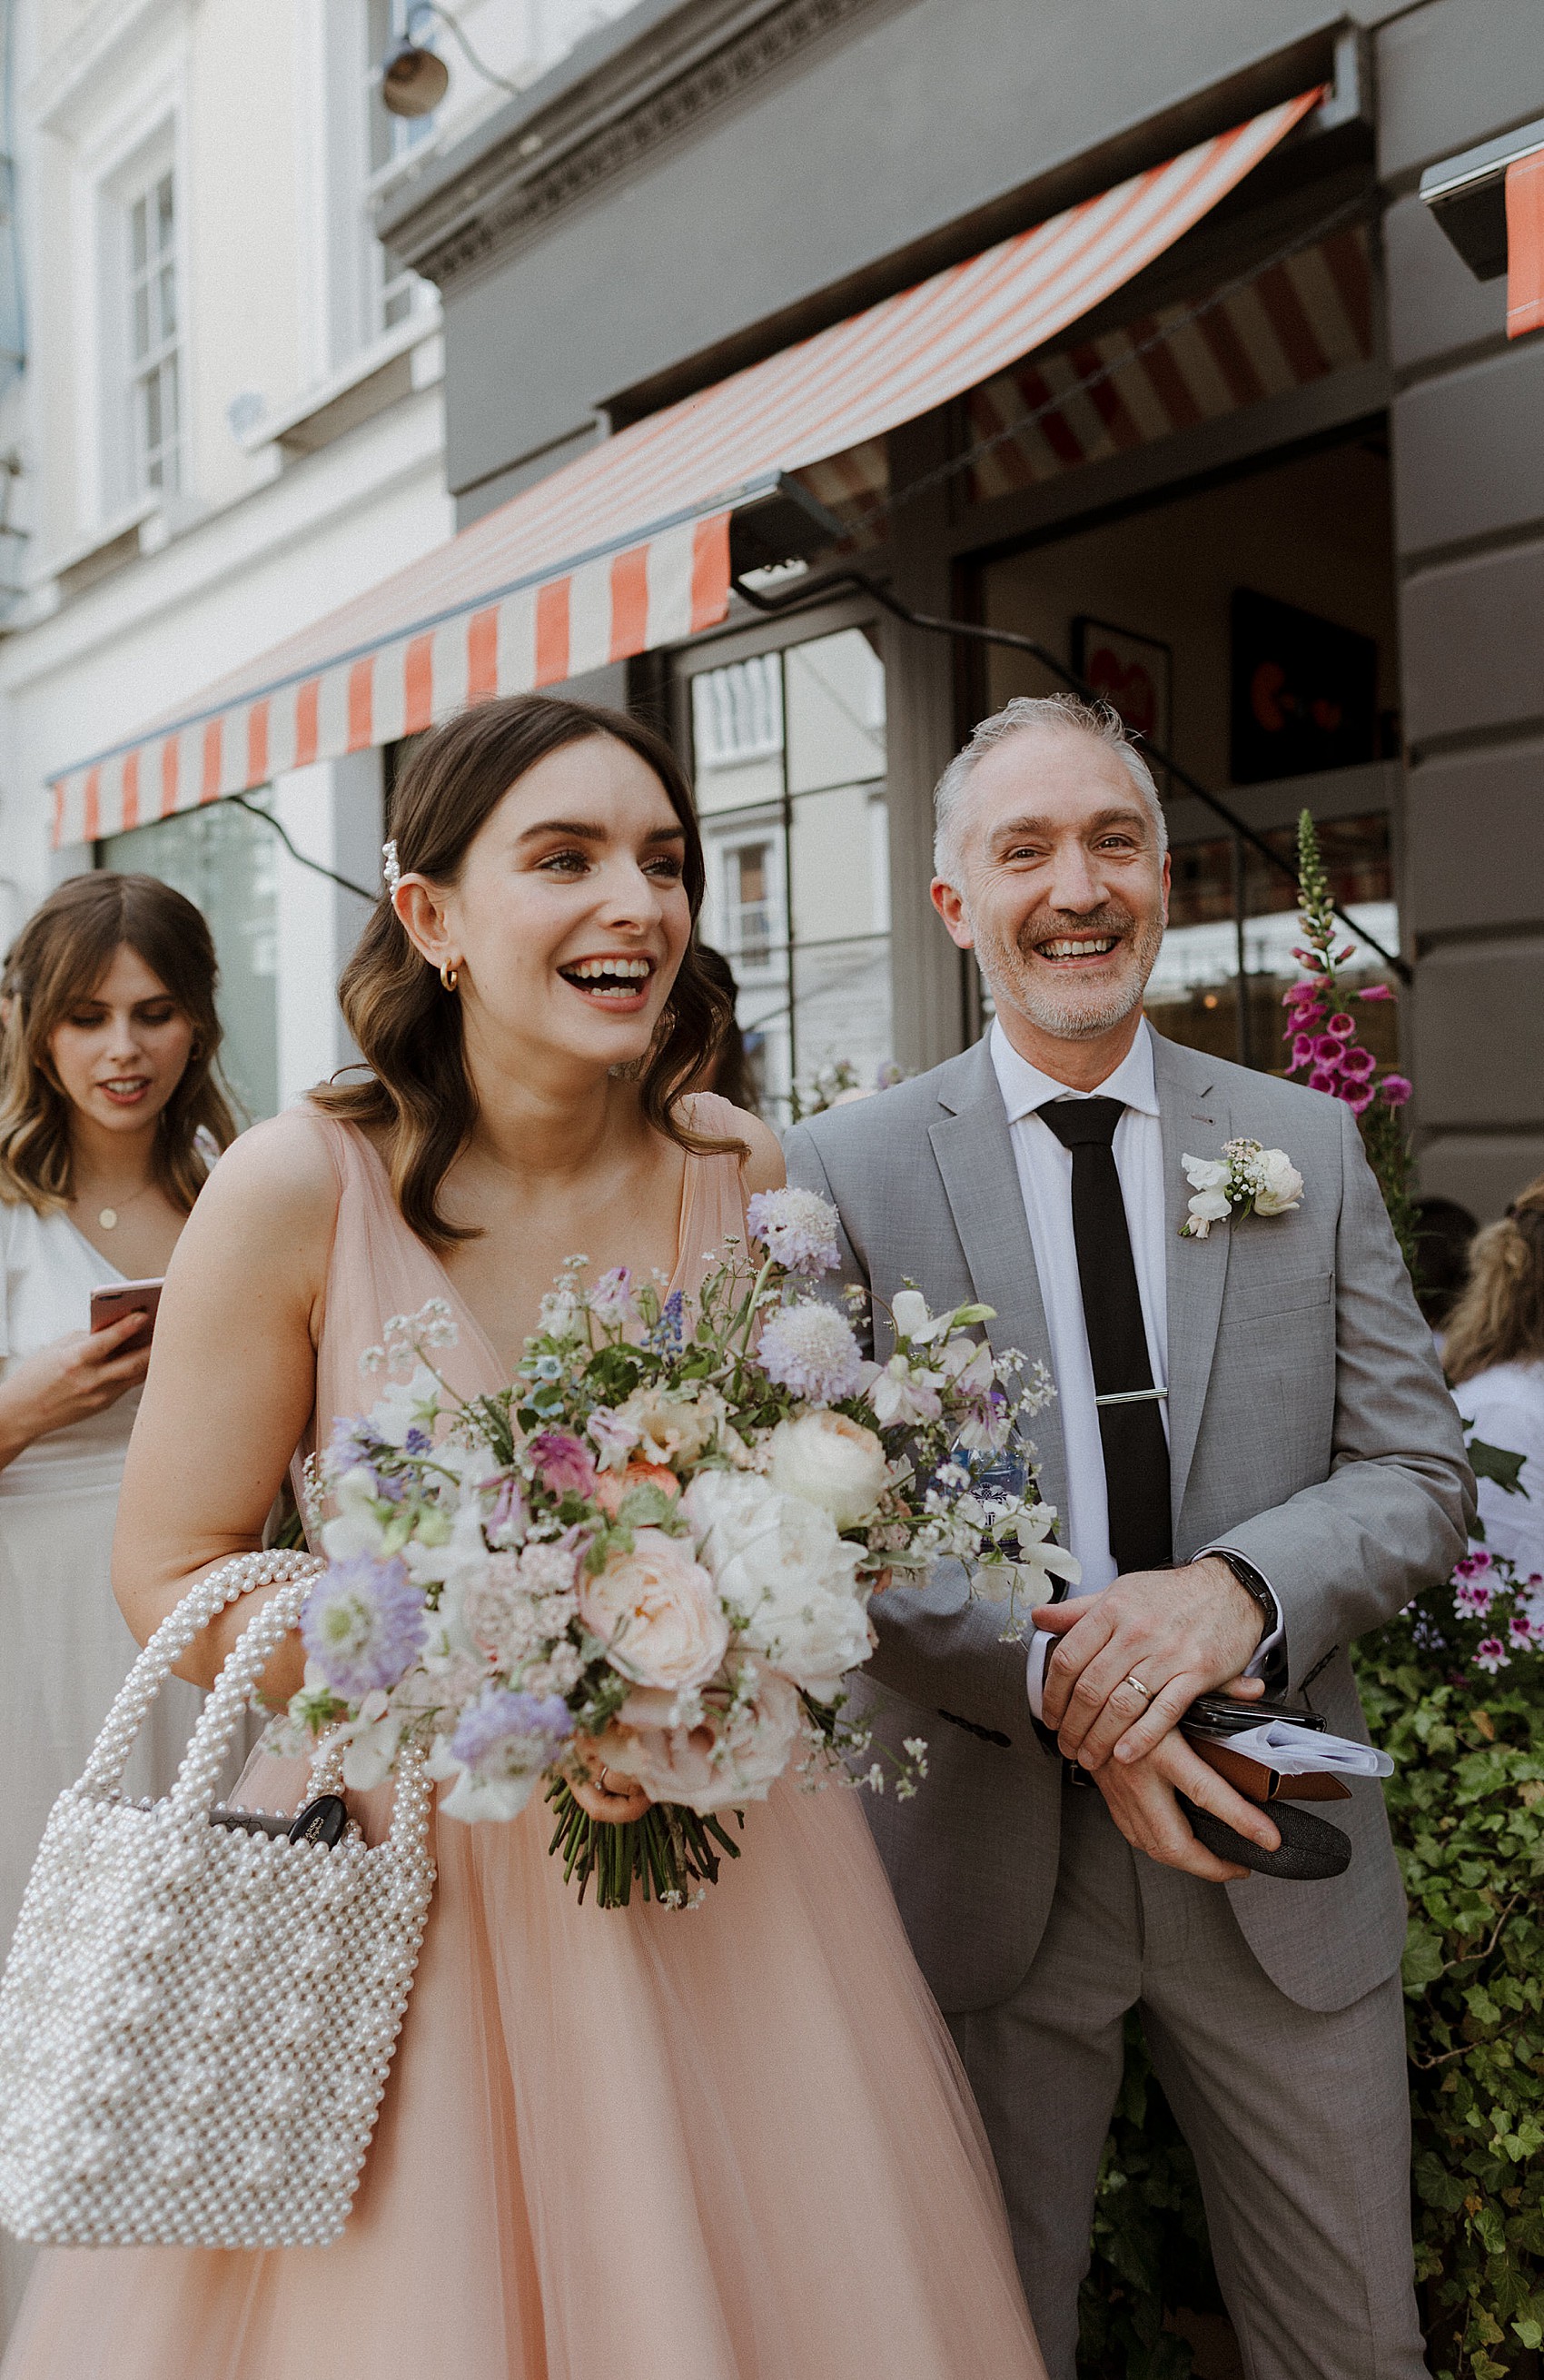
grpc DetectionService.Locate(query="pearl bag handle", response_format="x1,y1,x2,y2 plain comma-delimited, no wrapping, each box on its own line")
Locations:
79,1550,322,1802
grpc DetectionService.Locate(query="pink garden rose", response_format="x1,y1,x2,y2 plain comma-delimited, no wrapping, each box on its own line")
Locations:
592,1460,682,1518
595,1657,802,1813
579,1528,728,1691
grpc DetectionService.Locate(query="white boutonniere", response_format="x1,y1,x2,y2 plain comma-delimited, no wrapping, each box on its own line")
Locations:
1180,1136,1303,1240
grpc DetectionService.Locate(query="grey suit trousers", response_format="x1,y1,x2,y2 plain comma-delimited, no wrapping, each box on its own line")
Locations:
949,1777,1427,2380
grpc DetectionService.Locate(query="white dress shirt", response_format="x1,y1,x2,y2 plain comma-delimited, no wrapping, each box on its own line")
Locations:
991,1016,1168,1600
991,1016,1282,1681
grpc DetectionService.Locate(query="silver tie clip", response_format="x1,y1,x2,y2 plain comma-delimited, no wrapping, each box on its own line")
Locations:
1094,1386,1169,1407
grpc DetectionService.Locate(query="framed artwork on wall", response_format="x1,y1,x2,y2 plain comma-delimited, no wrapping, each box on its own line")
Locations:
1230,589,1378,785
1072,616,1172,789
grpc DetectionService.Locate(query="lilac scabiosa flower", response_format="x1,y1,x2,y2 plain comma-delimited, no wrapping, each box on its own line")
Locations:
747,1186,842,1277
302,1555,427,1697
444,1689,575,1822
1473,1636,1509,1674
757,1301,865,1403
1379,1074,1412,1108
528,1432,598,1500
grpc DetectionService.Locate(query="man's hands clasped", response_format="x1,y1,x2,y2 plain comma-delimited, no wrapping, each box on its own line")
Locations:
1038,1556,1282,1883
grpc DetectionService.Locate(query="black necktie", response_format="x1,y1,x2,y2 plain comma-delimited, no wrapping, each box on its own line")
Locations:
1039,1097,1172,1575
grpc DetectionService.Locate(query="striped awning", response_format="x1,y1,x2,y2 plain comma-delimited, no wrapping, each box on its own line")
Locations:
52,85,1321,847
965,221,1374,500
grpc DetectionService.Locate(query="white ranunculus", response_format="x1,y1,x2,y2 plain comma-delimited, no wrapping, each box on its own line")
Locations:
767,1410,890,1529
683,1469,870,1698
1252,1147,1304,1216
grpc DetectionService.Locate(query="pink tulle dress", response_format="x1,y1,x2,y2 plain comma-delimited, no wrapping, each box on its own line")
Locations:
2,1106,1044,2380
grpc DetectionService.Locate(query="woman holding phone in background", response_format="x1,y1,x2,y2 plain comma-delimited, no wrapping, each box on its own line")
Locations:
0,873,235,2344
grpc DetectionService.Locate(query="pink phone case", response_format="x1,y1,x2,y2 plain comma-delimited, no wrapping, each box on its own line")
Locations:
88,1279,164,1343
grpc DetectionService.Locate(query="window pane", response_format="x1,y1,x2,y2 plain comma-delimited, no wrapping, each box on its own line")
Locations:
1147,811,1399,1070
155,174,174,257
158,262,176,342
144,372,162,451
785,630,885,796
131,196,147,273
99,795,280,1122
133,283,150,362
688,630,892,1125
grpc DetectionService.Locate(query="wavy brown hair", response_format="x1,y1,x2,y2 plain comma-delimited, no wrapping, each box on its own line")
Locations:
0,873,236,1215
312,695,744,1252
1444,1175,1544,1386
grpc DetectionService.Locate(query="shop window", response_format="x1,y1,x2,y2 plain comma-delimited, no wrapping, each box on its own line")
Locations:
99,794,280,1123
688,628,890,1124
1148,811,1399,1069
367,0,437,334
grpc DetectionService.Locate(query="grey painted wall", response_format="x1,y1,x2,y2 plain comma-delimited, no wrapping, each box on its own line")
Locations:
392,0,1414,502
1381,0,1544,1215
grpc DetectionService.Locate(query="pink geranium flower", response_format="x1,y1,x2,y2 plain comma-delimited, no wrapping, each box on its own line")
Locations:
1474,1637,1509,1674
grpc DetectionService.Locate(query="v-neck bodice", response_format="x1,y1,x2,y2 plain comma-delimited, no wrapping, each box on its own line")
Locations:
302,1102,751,1443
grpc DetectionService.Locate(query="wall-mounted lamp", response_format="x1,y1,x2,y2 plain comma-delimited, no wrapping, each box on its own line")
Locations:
381,4,521,122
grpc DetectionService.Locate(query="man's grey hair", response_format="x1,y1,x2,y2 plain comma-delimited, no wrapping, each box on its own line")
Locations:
932,692,1168,884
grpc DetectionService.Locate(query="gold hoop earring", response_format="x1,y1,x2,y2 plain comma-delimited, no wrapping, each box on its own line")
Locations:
439,960,460,993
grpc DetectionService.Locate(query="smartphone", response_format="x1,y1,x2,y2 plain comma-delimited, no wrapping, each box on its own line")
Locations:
89,1278,164,1347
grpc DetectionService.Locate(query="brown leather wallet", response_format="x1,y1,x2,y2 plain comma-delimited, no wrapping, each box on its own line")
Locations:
1189,1738,1351,1804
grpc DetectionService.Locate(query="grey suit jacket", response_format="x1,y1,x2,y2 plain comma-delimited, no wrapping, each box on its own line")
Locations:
784,1030,1474,2016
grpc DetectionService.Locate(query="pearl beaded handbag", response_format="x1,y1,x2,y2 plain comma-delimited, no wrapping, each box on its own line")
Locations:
0,1551,435,2250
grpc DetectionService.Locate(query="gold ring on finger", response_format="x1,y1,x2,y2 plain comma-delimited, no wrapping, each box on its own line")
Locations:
1122,1673,1151,1701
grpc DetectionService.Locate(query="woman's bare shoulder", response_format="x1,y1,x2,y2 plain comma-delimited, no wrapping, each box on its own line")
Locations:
181,1106,342,1258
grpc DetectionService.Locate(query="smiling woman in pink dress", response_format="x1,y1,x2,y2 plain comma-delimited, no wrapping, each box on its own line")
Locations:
0,877,236,2346
0,698,1046,2380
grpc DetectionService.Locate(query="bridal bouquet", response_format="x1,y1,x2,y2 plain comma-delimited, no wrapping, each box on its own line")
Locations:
277,1188,1070,1908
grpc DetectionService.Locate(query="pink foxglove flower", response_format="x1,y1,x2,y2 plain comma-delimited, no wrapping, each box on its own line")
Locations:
1379,1075,1412,1108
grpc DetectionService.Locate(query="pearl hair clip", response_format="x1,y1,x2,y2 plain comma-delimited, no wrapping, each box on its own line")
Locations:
381,838,401,898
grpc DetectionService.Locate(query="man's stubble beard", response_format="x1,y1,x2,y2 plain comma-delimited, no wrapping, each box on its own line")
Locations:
975,905,1167,1042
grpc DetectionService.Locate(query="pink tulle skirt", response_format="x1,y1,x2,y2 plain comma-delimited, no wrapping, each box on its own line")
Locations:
2,1772,1044,2379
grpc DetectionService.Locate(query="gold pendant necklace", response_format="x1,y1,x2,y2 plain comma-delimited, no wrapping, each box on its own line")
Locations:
94,1183,153,1232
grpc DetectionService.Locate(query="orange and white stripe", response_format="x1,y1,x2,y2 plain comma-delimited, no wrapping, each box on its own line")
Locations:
51,88,1321,847
965,222,1374,500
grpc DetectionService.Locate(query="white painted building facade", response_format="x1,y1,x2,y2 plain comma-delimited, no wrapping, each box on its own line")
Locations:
0,0,636,1119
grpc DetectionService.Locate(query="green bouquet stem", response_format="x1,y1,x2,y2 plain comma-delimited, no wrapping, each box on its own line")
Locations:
544,1778,744,1909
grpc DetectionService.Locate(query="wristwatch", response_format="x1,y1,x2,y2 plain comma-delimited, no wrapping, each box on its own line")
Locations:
1210,1548,1281,1648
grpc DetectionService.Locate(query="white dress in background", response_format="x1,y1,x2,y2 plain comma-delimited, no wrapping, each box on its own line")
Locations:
0,1197,203,2343
1454,1358,1544,1581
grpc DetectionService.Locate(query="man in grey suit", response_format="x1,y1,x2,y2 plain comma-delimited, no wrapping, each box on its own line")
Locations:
783,694,1472,2380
